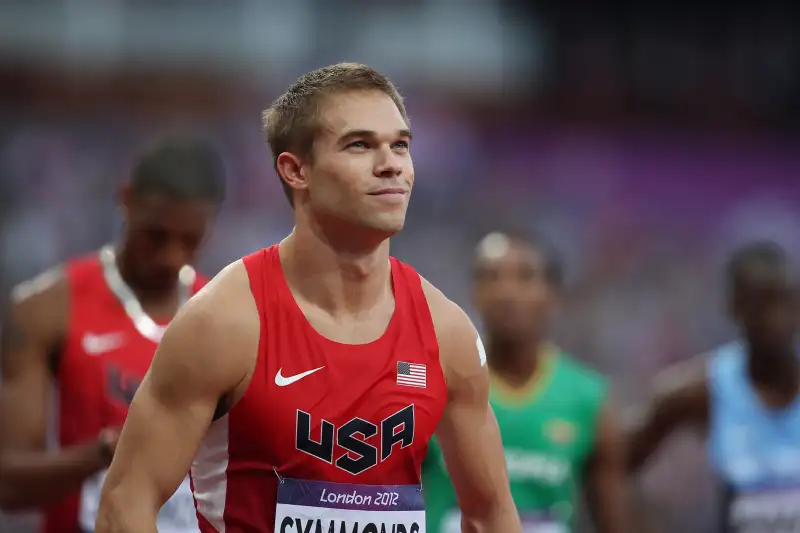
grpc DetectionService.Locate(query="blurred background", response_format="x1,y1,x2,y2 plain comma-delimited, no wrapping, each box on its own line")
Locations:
2,1,800,532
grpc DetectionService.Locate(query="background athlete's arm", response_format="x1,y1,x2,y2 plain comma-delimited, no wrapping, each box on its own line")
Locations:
583,400,632,533
0,270,116,510
424,282,521,533
626,359,709,472
95,263,257,533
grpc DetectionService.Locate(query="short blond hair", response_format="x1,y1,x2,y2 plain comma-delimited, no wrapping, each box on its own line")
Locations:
262,63,408,204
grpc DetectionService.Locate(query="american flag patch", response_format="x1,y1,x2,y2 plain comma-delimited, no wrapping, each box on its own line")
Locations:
397,361,426,388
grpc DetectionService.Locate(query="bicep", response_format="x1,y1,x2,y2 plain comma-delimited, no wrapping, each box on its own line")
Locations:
627,378,708,471
588,397,626,471
102,273,256,506
104,370,213,505
437,391,509,512
436,336,508,513
104,323,239,505
585,401,630,532
0,293,60,451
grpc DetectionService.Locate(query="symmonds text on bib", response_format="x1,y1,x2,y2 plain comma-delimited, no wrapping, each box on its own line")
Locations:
274,479,425,533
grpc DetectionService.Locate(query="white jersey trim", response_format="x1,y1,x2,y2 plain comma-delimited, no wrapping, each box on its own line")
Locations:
191,413,230,533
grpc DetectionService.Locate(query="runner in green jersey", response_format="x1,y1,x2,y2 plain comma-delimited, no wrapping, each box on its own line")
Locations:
423,231,630,533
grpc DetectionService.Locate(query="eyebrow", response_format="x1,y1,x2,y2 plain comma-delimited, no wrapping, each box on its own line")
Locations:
338,129,413,143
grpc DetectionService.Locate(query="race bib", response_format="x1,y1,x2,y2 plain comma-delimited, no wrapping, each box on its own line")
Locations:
80,470,198,533
441,509,566,533
729,487,800,533
274,478,424,533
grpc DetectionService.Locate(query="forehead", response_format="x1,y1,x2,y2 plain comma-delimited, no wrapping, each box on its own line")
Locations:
130,193,216,230
474,236,542,271
740,262,796,288
317,90,408,138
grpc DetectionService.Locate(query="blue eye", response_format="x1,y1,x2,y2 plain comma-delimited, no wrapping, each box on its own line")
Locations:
347,141,368,149
393,141,410,150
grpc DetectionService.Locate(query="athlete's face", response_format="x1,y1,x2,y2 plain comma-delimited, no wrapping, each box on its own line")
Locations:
734,268,800,356
303,90,413,235
473,237,556,342
121,190,215,291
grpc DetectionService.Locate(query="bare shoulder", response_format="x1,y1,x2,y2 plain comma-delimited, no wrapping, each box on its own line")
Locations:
651,354,710,426
8,266,68,325
653,354,709,398
10,265,67,307
419,278,486,383
2,266,68,366
176,259,257,333
153,260,260,394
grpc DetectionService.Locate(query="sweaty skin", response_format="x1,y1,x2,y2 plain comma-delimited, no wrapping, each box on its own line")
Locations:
0,269,117,511
95,258,521,533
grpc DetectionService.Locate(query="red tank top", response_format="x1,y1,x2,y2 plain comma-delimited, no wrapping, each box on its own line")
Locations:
43,252,206,533
190,245,446,533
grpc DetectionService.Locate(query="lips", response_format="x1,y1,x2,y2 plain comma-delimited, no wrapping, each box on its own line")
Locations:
368,187,407,196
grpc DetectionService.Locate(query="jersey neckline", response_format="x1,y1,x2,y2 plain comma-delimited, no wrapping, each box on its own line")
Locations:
489,344,560,406
269,244,403,350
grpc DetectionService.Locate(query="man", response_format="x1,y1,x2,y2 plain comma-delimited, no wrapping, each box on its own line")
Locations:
0,136,225,533
423,231,630,533
95,63,521,533
628,241,800,532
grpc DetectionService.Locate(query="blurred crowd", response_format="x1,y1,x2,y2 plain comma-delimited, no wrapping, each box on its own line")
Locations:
3,107,800,532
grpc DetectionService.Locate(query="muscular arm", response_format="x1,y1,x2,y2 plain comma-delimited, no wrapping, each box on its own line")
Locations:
626,359,709,473
583,400,631,533
0,270,111,510
423,282,521,533
95,262,258,533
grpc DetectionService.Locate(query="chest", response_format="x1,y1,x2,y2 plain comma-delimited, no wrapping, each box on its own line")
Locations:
60,305,162,428
233,318,446,482
713,405,800,488
716,417,800,533
485,401,585,488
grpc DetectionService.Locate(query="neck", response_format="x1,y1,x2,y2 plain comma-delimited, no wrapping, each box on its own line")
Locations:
747,344,800,396
487,335,546,385
279,214,392,316
113,243,178,306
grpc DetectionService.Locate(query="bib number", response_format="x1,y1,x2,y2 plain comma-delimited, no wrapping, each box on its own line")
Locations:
441,509,566,533
80,470,198,533
729,488,800,533
274,478,425,533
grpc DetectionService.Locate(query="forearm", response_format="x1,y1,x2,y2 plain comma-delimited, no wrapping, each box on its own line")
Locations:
0,442,108,510
461,499,521,533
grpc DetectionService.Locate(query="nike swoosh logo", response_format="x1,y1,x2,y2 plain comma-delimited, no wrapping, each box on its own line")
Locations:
82,332,125,355
274,366,325,387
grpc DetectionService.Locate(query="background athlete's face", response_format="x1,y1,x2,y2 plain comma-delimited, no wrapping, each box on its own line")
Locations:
734,268,800,355
121,190,215,291
305,90,414,235
473,238,556,343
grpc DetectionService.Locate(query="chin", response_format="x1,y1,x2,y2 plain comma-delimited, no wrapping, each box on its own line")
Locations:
368,215,406,235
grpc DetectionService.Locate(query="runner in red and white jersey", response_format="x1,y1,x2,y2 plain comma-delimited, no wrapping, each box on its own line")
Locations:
97,63,521,533
0,136,225,533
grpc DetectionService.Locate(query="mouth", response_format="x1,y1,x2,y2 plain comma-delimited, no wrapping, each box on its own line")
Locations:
368,188,408,196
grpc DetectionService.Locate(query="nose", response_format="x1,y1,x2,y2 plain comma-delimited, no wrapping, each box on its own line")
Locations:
373,146,403,178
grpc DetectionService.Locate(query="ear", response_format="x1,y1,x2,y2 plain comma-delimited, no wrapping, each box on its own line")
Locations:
276,152,309,196
117,183,132,218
